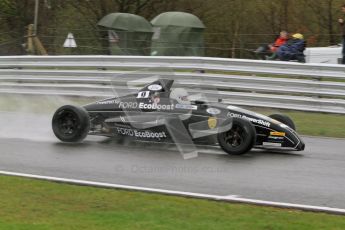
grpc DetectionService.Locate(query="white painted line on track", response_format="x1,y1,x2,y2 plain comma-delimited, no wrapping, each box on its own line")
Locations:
1,170,345,215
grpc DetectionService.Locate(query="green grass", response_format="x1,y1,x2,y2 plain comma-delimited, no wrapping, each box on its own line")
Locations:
252,108,345,138
0,175,345,230
284,111,345,138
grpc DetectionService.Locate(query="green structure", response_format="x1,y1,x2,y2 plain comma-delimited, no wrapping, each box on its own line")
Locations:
97,13,153,55
151,12,206,56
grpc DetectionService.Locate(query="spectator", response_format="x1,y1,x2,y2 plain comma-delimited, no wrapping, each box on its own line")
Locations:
254,31,289,60
338,4,345,64
276,33,306,62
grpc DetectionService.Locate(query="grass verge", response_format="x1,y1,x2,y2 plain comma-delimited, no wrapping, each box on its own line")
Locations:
253,108,345,138
0,175,345,230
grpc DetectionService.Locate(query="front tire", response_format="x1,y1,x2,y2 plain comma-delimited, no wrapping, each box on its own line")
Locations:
217,118,256,155
52,105,90,142
269,113,296,130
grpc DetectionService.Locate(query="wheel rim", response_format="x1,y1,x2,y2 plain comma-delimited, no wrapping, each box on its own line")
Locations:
57,110,78,136
223,125,245,147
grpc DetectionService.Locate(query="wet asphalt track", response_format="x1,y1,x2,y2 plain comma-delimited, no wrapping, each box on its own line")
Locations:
0,111,345,209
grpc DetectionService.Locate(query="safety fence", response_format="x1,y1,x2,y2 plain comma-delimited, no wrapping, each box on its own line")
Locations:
0,55,344,114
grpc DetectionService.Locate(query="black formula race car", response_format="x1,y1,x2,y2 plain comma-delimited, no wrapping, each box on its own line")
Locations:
52,79,305,155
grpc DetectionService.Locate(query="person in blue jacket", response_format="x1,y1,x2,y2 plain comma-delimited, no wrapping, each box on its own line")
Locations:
276,33,306,62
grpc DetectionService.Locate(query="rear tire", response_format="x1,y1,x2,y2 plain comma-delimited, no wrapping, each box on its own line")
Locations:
217,118,256,155
269,113,296,130
52,105,90,142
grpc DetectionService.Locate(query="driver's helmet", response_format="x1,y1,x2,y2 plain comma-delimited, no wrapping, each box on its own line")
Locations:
170,88,190,104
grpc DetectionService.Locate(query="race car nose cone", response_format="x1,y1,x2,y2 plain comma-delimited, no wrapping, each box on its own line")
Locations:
298,142,305,151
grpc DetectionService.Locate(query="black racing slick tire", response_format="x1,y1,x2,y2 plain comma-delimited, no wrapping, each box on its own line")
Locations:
217,118,256,155
52,105,90,142
269,113,296,130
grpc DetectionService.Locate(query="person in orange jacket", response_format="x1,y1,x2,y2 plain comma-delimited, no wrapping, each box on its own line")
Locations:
254,31,289,60
269,31,289,52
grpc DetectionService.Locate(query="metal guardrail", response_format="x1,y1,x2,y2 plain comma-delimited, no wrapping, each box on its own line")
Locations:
1,55,345,79
0,56,345,114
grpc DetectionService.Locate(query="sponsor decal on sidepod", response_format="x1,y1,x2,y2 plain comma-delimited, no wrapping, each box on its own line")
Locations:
139,102,174,110
119,102,174,110
116,127,167,140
